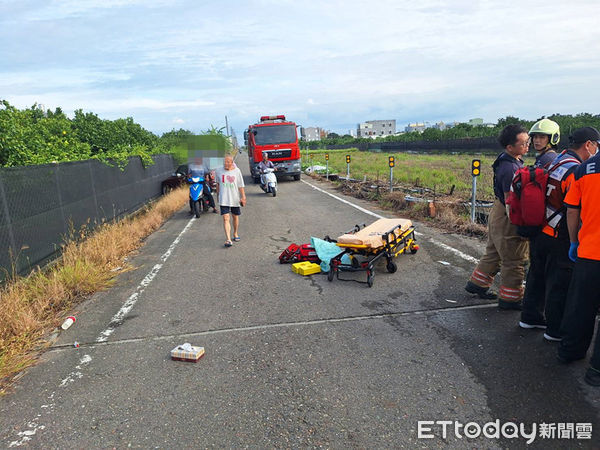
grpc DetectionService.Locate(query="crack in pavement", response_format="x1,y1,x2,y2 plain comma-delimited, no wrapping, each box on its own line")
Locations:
47,302,496,351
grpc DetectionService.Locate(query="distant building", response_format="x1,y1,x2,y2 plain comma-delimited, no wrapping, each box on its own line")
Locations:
349,129,357,138
405,122,426,133
301,127,323,141
468,118,484,126
357,120,396,138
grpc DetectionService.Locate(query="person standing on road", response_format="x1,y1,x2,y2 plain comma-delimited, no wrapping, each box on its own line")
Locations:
556,128,600,386
216,155,246,247
530,118,560,169
465,124,530,310
519,127,594,340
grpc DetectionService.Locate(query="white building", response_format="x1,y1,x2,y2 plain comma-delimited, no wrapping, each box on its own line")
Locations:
301,127,322,141
357,120,396,138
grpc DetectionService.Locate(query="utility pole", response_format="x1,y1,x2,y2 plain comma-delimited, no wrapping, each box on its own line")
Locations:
225,116,230,137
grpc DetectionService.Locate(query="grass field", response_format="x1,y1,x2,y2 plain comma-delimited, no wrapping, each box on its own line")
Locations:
302,149,530,201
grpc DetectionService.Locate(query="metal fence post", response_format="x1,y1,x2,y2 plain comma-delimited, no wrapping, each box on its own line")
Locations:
54,163,68,235
388,156,395,192
0,171,17,262
346,154,351,179
88,160,100,218
470,159,481,223
471,176,477,223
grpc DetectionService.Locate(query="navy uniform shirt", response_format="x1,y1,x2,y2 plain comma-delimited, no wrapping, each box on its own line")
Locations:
534,149,557,169
492,152,523,205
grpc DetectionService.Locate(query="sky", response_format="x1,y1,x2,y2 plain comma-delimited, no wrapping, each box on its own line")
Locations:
1,0,600,138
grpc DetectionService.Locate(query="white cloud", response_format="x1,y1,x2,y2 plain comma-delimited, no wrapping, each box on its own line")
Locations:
1,0,600,134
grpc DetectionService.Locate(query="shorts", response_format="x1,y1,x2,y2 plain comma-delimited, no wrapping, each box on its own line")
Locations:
220,206,241,216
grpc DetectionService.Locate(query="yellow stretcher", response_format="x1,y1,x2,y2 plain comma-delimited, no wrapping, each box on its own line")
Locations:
326,218,419,287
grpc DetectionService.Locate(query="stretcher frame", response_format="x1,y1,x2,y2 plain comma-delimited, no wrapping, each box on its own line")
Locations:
326,222,418,287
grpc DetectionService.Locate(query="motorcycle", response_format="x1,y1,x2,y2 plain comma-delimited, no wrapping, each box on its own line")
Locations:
260,167,278,197
188,175,209,218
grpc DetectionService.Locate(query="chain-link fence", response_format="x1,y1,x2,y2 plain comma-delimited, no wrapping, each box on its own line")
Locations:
0,154,175,280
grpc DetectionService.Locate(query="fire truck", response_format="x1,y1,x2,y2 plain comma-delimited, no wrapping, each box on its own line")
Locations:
244,115,302,183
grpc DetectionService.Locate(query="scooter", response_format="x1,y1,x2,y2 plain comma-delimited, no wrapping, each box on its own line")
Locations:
188,175,207,218
260,167,277,197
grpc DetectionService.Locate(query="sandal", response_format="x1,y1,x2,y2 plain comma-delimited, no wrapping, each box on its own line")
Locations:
233,236,241,242
224,241,232,247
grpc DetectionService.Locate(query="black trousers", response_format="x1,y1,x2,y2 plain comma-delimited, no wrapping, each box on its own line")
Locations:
204,191,215,209
521,232,573,336
559,258,600,367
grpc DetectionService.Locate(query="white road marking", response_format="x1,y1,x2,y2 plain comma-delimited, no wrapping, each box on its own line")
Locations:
7,217,195,447
429,239,478,264
8,422,45,448
96,218,194,343
301,179,385,219
301,179,479,264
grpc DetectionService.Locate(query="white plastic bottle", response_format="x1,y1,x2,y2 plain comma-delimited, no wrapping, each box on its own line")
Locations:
61,316,76,330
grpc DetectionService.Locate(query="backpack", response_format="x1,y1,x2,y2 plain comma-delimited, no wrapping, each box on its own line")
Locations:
506,156,579,237
279,243,320,264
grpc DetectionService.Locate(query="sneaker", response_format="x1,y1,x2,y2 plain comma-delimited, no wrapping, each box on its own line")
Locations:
498,299,522,311
584,367,600,387
465,281,498,300
519,318,547,329
543,332,562,342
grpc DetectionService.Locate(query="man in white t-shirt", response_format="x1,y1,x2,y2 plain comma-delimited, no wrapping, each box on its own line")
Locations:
215,155,246,247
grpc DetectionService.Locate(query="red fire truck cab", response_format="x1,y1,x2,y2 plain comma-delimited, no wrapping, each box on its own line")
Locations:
244,115,302,183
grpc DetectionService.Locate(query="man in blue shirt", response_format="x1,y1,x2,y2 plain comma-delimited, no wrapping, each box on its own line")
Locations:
465,124,530,310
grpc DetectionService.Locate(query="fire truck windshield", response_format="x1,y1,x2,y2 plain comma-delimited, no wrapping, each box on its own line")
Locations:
253,125,296,145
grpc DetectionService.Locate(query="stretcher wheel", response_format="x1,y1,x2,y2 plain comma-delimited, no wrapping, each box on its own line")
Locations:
327,269,335,282
350,256,360,268
366,270,374,288
410,244,419,254
386,261,397,273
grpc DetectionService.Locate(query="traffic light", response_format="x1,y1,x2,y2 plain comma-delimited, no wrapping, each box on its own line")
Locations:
325,153,329,161
471,159,481,176
389,156,395,168
346,155,351,164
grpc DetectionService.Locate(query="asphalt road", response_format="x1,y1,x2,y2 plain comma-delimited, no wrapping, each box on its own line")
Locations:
1,153,599,448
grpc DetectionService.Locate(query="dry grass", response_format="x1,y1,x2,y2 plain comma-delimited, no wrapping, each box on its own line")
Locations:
0,187,188,392
333,177,488,237
305,150,499,200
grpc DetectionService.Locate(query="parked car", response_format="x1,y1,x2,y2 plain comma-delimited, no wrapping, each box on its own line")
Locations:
161,164,217,195
161,164,189,195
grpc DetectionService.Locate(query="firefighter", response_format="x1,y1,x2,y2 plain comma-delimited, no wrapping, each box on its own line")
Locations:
529,118,560,169
556,127,600,386
519,127,595,340
465,124,530,309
